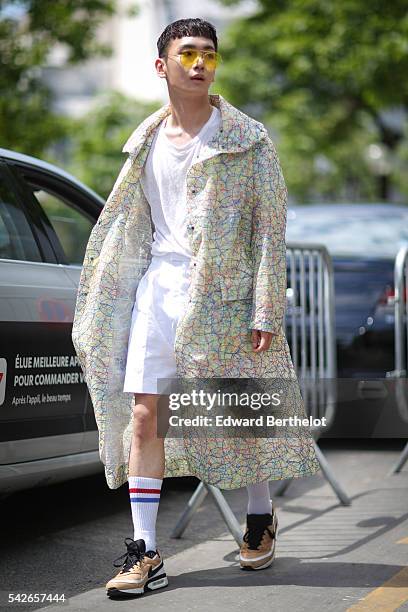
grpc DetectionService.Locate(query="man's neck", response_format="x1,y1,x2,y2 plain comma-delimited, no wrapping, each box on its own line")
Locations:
165,92,213,137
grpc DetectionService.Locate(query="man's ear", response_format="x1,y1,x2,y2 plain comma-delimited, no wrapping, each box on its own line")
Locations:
155,57,167,79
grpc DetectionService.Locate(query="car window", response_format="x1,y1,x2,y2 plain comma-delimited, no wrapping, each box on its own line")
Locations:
32,188,93,265
0,169,42,262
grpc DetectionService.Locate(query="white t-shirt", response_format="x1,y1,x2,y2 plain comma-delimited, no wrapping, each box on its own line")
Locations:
141,104,221,259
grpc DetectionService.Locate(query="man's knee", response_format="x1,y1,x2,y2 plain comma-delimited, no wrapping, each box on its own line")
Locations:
132,394,159,441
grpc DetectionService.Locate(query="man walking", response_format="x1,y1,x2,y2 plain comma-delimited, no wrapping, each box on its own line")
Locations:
72,17,320,598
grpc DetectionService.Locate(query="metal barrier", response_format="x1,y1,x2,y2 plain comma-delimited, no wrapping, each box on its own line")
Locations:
273,242,349,504
387,244,408,474
171,242,350,546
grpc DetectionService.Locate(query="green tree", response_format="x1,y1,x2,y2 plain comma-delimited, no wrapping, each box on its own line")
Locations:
67,91,160,199
0,0,116,157
216,0,408,201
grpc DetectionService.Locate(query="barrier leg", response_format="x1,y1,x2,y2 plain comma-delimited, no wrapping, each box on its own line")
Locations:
273,479,291,496
389,440,408,475
170,481,243,545
170,480,208,538
313,441,351,506
205,483,243,546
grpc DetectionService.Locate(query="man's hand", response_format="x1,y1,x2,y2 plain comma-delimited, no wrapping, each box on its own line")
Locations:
251,329,277,352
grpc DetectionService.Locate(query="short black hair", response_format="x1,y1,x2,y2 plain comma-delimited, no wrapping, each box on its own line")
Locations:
157,18,218,58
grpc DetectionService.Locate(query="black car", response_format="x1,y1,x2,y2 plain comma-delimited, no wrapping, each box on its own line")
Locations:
286,203,408,438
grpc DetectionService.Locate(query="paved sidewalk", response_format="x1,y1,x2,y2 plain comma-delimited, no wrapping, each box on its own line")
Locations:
41,442,408,612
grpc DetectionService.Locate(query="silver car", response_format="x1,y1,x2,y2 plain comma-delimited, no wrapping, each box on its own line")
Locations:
0,148,105,494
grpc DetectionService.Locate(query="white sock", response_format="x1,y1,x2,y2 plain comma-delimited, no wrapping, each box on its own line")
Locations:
128,476,163,552
246,481,272,514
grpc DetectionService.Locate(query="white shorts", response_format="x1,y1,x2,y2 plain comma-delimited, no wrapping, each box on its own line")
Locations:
123,252,191,394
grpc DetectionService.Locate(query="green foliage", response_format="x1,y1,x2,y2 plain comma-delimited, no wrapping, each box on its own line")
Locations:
66,91,160,199
215,0,408,201
0,0,116,155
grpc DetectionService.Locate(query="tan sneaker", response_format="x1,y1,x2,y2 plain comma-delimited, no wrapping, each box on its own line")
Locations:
106,538,168,598
239,501,278,570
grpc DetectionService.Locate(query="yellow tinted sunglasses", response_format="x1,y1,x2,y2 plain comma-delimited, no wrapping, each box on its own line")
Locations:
169,49,222,72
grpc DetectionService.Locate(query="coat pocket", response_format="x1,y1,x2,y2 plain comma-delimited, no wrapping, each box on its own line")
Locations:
219,270,253,301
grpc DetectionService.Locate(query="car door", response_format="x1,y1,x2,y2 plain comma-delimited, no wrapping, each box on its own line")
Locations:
12,163,102,454
0,160,96,465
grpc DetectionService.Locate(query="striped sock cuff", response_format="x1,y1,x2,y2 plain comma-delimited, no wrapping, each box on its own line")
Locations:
128,476,163,503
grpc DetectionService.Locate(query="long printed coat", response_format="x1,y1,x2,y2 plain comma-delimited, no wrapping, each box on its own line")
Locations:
72,93,320,490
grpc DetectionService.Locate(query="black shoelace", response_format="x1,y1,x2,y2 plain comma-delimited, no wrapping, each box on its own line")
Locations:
243,523,275,550
113,538,145,572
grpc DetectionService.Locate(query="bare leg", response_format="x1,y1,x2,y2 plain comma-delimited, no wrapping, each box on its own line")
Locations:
129,393,166,477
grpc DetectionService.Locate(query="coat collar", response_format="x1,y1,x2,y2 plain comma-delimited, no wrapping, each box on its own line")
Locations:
122,93,268,168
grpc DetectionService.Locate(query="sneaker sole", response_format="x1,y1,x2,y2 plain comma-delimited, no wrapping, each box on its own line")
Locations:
240,514,279,571
240,554,275,571
106,573,169,598
240,536,277,571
